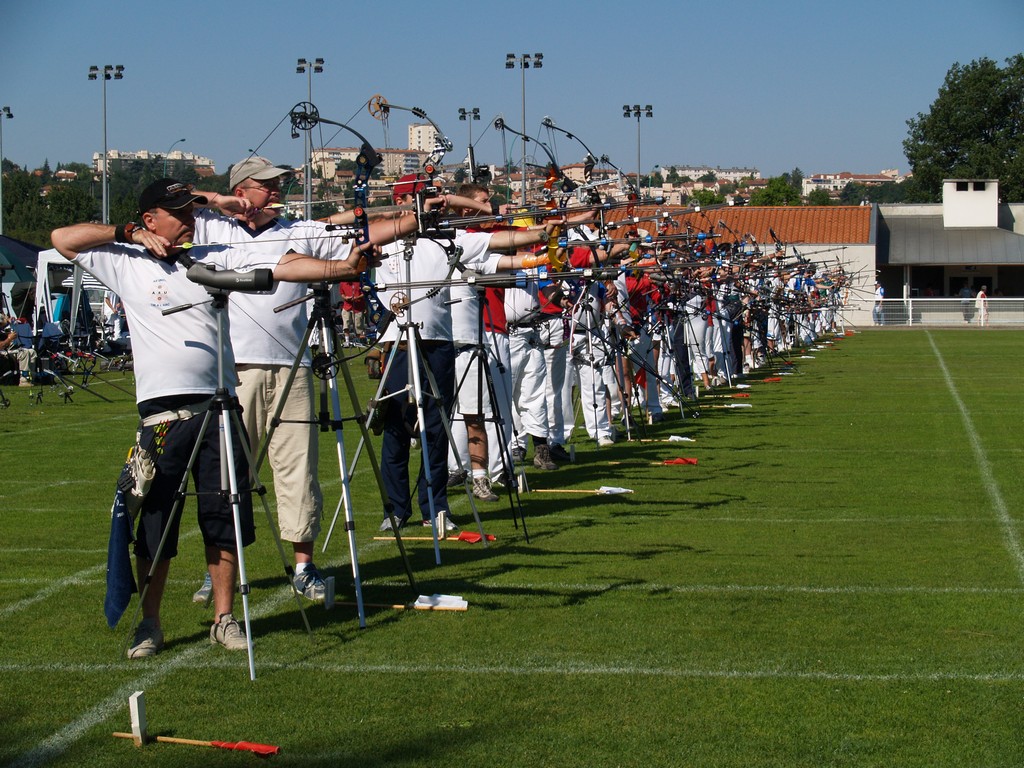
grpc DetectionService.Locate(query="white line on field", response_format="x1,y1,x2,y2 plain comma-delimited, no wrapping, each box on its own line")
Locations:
0,414,135,438
1,551,332,768
2,658,1022,686
927,332,1024,583
0,529,200,619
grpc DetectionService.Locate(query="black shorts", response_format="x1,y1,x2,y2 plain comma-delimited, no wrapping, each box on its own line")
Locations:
133,395,256,561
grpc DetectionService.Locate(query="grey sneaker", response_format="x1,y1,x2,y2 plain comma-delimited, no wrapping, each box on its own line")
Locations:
127,618,164,659
422,513,458,532
447,469,468,488
510,446,527,463
380,514,408,532
210,613,248,651
293,565,326,602
192,572,212,605
472,476,499,502
533,443,558,470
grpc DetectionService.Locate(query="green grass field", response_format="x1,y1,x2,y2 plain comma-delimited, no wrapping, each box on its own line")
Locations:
2,329,1023,767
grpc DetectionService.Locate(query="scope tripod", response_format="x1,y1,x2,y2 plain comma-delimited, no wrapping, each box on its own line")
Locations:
127,287,312,681
448,281,529,539
260,283,419,628
346,237,490,565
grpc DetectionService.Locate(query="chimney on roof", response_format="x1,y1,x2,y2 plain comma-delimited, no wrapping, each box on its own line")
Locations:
942,179,998,228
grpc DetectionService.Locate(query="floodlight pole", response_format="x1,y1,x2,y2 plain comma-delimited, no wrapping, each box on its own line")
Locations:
506,53,542,206
457,106,480,148
89,65,124,225
0,106,12,235
296,57,323,219
622,104,653,197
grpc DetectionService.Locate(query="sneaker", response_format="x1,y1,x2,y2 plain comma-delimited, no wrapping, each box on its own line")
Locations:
293,565,326,602
472,476,499,502
210,613,248,651
597,436,615,448
510,446,527,463
380,514,409,532
447,468,468,488
192,572,213,605
491,470,512,490
127,618,164,659
548,444,571,462
533,443,558,470
650,412,665,424
422,513,458,532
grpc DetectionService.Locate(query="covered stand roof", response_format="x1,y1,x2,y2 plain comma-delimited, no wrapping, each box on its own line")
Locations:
882,215,1024,265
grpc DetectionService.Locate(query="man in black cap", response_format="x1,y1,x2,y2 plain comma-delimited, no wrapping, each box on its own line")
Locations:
51,179,380,658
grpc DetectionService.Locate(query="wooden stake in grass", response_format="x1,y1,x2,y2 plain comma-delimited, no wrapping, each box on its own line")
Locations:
114,690,280,755
113,732,280,756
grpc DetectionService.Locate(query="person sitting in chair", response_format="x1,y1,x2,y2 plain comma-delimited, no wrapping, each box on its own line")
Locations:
0,315,37,386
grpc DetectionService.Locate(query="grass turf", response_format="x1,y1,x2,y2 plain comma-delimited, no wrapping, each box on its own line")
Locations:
1,328,1023,767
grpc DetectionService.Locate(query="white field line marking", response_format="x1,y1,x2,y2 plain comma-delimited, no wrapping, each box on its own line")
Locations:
0,563,105,620
927,332,1024,583
2,658,1023,686
2,549,314,768
0,414,135,438
0,528,200,620
361,579,1024,597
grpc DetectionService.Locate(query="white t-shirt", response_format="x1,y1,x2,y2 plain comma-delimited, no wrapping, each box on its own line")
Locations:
375,231,490,343
451,252,503,345
192,210,354,365
73,243,279,402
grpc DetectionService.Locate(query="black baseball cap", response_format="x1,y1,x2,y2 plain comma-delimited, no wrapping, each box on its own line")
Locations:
138,178,207,215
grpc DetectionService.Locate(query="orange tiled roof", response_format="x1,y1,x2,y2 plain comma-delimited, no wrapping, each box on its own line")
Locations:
604,204,873,245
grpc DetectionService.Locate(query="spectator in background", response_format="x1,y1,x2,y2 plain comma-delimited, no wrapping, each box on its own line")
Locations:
975,285,989,327
0,314,37,386
958,284,973,323
872,282,884,325
337,280,367,347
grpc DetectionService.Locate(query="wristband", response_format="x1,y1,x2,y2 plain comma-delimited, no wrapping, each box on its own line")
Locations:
115,222,139,243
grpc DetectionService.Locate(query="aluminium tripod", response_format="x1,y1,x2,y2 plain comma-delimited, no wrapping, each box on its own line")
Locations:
346,236,490,565
264,283,419,627
448,278,529,539
127,285,312,681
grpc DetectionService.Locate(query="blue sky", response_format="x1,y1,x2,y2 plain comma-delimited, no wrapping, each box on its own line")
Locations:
1,0,1021,181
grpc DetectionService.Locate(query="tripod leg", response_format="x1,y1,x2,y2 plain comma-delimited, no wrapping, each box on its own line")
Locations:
334,344,418,592
417,334,489,551
317,320,367,627
231,407,313,638
218,402,256,681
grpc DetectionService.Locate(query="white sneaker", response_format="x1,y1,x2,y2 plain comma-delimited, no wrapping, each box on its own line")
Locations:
210,613,248,651
127,618,164,659
597,436,615,447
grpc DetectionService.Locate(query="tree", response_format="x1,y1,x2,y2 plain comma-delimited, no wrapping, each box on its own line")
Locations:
806,188,833,206
783,167,804,195
749,176,802,206
690,188,725,207
904,55,1024,202
665,166,681,183
697,171,717,184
